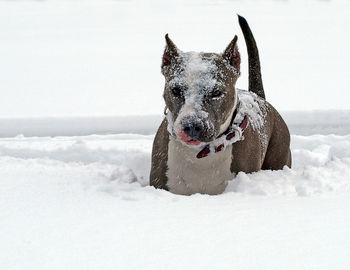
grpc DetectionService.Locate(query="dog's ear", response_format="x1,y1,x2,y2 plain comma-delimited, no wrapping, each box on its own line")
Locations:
222,35,240,72
162,34,179,74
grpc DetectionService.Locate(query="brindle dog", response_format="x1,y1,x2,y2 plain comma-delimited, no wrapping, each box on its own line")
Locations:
150,15,291,195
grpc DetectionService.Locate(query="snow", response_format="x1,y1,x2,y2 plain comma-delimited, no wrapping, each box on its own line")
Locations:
1,121,350,269
237,89,266,131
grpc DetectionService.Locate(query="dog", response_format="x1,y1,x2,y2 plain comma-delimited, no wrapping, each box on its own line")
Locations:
150,15,291,195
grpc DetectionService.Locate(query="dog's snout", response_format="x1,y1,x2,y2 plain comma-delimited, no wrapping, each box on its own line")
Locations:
182,119,204,139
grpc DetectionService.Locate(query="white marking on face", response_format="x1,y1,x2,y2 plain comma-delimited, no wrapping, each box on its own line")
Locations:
170,52,218,141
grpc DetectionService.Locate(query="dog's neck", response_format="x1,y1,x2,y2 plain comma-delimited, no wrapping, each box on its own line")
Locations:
196,100,249,159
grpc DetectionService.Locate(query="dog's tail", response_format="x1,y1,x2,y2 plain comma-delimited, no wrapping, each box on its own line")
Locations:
238,15,265,100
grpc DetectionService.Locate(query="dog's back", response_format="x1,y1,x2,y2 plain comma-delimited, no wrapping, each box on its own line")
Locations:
229,90,291,174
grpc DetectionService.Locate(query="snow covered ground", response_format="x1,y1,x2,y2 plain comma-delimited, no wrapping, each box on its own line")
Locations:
1,117,350,269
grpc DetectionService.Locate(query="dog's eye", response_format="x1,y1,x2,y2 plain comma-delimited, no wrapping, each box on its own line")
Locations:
211,89,222,98
171,87,182,98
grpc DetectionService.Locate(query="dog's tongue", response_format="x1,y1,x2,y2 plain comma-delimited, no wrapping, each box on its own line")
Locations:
185,140,201,146
179,130,201,146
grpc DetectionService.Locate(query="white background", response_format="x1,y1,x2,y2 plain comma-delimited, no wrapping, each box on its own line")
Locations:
0,0,349,117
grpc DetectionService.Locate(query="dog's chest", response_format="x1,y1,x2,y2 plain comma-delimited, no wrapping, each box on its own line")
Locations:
166,138,235,195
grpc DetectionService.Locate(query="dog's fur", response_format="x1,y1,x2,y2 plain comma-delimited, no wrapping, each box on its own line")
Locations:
150,15,291,195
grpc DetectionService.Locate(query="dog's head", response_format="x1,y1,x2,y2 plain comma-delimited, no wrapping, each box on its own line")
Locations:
162,34,241,146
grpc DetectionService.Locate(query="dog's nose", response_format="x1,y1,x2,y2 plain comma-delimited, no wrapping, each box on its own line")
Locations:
182,119,204,139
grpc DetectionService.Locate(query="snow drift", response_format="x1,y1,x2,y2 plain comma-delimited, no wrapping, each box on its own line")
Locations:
1,129,350,269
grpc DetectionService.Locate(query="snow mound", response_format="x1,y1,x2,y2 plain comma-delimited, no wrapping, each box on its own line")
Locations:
1,134,350,197
229,134,350,196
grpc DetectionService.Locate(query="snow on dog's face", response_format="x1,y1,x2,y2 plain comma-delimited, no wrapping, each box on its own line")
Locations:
161,34,241,146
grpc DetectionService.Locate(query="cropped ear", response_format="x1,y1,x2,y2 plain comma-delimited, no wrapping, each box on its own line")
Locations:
222,35,240,72
162,34,179,74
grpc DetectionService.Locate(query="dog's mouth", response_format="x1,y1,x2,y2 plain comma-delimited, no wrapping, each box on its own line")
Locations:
184,139,201,146
178,130,202,146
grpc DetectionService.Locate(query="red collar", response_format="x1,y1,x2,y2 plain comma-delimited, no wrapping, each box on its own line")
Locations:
197,114,248,159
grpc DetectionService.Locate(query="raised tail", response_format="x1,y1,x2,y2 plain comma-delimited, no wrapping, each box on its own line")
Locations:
238,15,265,100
